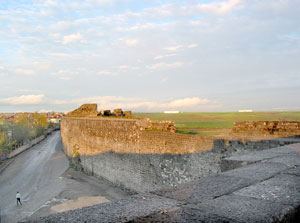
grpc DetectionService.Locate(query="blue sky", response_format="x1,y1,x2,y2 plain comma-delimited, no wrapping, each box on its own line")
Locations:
0,0,300,112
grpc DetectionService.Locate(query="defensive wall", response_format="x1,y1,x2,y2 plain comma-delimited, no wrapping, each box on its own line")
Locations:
232,121,300,137
61,111,300,192
25,143,300,223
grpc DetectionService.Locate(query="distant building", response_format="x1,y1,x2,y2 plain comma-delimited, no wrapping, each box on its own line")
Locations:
49,118,60,124
164,111,179,114
238,110,253,112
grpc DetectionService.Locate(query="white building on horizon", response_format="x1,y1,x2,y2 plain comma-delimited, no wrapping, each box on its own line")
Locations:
164,111,180,114
238,110,253,112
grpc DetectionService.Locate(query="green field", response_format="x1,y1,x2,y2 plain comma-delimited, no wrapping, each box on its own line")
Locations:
133,111,300,136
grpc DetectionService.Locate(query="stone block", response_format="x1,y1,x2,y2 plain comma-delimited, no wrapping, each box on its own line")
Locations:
193,194,296,223
262,153,300,167
220,149,284,171
114,108,123,116
24,194,181,223
233,174,300,207
221,162,290,182
284,166,300,176
267,145,300,154
129,205,237,223
153,175,253,203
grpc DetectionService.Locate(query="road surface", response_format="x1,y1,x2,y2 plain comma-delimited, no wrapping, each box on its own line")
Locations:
0,131,131,223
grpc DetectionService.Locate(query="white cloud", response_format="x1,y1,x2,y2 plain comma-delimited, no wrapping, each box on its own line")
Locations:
49,33,61,39
0,94,44,105
119,65,130,69
168,97,209,108
59,77,72,81
148,62,184,70
52,96,210,111
119,65,139,70
15,69,35,75
125,39,139,47
160,77,168,84
52,69,78,76
154,54,177,60
187,44,199,48
97,71,114,75
62,33,85,44
18,89,41,93
164,45,184,51
0,66,4,70
197,0,242,14
48,52,71,57
38,109,53,113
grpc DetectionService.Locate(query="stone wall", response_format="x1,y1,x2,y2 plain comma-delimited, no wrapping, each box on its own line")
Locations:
61,117,214,155
231,121,300,137
146,120,176,133
66,104,98,118
61,117,299,192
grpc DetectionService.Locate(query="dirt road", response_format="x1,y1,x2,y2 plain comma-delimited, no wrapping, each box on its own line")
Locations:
0,131,131,223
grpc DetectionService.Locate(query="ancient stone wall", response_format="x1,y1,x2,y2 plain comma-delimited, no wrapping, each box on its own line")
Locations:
231,121,300,137
146,120,176,133
66,104,98,118
60,117,213,155
61,117,299,192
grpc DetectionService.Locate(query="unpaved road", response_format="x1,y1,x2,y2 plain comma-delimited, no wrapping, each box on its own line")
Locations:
0,131,131,223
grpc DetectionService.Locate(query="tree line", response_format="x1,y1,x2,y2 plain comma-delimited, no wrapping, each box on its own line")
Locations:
0,113,51,154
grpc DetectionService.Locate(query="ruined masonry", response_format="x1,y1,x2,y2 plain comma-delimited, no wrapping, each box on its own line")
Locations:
24,143,300,223
60,104,300,193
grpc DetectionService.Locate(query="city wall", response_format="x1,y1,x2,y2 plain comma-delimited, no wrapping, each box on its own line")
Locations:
231,121,300,137
61,117,299,192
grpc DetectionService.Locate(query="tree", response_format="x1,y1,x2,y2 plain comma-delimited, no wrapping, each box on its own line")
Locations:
12,124,30,145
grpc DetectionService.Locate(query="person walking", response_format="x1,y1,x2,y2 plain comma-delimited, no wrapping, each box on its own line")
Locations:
16,192,22,206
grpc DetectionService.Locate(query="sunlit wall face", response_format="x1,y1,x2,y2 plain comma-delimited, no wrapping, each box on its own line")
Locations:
0,0,299,112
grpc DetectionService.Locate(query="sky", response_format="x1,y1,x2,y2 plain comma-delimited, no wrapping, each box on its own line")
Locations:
0,0,300,113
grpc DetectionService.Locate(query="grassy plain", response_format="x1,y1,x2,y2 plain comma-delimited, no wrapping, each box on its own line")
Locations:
133,111,300,136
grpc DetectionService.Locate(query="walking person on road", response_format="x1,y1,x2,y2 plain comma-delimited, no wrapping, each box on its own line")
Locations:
16,192,22,206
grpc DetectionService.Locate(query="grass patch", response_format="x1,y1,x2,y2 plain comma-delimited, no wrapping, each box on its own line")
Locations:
69,162,78,171
176,130,198,135
133,111,300,136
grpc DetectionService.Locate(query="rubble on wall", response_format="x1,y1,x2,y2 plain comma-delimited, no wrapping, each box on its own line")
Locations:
113,108,123,116
99,108,132,117
66,104,175,132
146,120,176,133
124,111,132,117
99,110,111,116
66,104,98,118
231,121,300,137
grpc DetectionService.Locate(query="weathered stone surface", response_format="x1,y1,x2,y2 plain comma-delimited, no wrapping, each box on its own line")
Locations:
66,104,98,118
81,151,222,193
153,175,253,203
23,143,300,223
124,111,132,117
224,149,283,163
221,162,291,182
231,121,300,137
193,194,296,223
114,108,124,116
286,143,300,153
267,146,299,154
233,174,300,207
220,149,284,171
128,205,238,223
284,166,300,176
263,153,300,167
99,110,111,116
23,194,181,223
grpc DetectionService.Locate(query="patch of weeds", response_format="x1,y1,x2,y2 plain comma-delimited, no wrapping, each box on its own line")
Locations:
176,130,198,135
69,162,78,171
